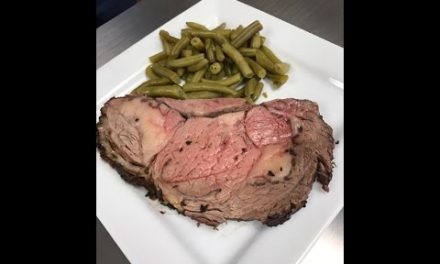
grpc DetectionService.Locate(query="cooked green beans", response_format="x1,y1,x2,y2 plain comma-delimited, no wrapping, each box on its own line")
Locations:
167,53,205,68
255,49,277,74
250,32,261,49
152,64,180,84
266,73,289,87
214,43,225,62
186,22,209,31
143,78,173,87
209,62,222,74
177,68,186,77
132,84,155,95
169,36,190,59
245,57,266,79
211,70,225,80
260,45,281,63
160,35,172,55
186,91,223,99
251,82,264,101
136,21,290,101
201,72,241,86
182,49,193,58
205,39,216,63
230,25,243,40
149,51,168,63
244,77,257,99
231,20,263,48
181,49,193,57
183,82,238,96
145,65,160,79
145,85,186,99
159,30,179,43
191,66,208,83
188,31,223,42
212,22,226,31
187,58,209,72
190,37,204,51
239,48,256,57
221,42,253,78
260,45,290,74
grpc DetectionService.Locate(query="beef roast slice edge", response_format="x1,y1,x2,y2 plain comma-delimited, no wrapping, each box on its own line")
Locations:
96,96,335,226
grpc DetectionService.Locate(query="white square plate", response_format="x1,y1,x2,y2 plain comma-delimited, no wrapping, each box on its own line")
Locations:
97,0,344,263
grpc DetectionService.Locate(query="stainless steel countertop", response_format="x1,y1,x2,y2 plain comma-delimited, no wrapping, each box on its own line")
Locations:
96,0,343,263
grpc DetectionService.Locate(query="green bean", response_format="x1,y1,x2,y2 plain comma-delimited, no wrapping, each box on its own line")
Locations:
145,65,160,79
169,36,190,59
212,22,226,31
260,46,289,74
250,32,261,49
185,91,223,99
187,58,209,72
187,30,224,41
181,49,193,57
221,42,254,78
191,66,208,83
205,39,216,63
231,20,263,48
156,60,167,67
149,51,168,63
244,78,257,99
239,47,256,57
214,29,231,38
214,43,225,62
266,73,289,87
181,28,192,38
260,45,282,64
190,37,204,51
274,62,290,75
201,72,241,86
251,82,264,101
145,85,186,99
183,82,238,96
190,47,201,54
186,22,209,31
159,30,179,43
152,64,180,84
143,78,173,87
260,36,266,45
255,49,278,74
131,84,155,95
223,72,242,86
167,53,205,68
230,25,243,40
177,67,186,77
209,62,222,74
132,80,173,94
244,57,266,78
160,36,172,55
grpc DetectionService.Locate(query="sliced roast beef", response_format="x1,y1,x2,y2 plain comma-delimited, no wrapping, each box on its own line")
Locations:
96,95,335,227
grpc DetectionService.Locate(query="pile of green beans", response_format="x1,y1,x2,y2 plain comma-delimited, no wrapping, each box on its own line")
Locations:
131,21,290,102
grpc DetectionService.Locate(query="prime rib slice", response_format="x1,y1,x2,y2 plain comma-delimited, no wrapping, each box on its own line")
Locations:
96,95,334,227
